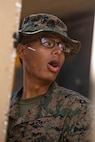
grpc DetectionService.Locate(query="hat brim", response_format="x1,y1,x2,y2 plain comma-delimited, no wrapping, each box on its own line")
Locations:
19,29,81,58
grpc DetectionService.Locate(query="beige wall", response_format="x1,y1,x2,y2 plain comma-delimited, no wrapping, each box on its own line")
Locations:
0,0,22,141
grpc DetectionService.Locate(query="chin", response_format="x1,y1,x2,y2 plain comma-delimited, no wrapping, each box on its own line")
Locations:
40,72,58,82
45,75,57,82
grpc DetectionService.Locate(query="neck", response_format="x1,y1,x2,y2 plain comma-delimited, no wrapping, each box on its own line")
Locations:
22,78,52,99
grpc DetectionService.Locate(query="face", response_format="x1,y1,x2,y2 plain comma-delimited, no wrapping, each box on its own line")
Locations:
17,33,65,83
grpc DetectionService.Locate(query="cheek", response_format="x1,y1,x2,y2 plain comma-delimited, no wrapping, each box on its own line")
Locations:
25,52,45,70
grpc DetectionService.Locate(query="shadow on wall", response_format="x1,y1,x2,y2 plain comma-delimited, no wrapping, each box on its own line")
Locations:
12,12,94,99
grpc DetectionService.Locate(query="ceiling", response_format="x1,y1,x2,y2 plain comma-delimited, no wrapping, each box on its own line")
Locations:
21,0,95,21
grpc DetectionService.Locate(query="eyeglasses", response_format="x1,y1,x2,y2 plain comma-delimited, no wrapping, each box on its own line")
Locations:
40,37,73,54
25,36,73,55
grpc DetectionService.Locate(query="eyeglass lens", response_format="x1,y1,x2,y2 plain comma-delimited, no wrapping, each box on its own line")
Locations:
40,37,72,53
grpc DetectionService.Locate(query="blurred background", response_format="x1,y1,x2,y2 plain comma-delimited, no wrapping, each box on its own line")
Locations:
13,0,95,99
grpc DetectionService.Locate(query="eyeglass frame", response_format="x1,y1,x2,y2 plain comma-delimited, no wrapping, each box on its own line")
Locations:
23,36,73,55
39,37,73,54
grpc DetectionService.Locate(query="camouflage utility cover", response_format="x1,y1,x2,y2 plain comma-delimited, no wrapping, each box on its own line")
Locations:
19,13,81,57
6,82,94,142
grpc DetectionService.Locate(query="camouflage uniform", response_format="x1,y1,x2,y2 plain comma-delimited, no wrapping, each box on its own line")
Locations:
6,82,93,142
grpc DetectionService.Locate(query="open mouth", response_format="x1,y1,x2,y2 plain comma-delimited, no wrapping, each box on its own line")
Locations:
47,60,60,73
49,61,58,67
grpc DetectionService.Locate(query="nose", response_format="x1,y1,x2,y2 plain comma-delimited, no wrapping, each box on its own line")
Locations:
52,44,63,55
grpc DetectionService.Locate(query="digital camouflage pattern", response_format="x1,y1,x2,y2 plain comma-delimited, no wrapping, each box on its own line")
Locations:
6,82,94,142
19,13,81,57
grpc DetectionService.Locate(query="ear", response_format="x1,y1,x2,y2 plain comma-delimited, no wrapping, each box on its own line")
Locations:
16,43,26,60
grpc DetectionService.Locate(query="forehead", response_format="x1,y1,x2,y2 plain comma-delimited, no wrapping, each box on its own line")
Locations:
22,31,63,42
38,32,63,40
